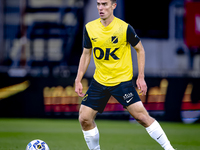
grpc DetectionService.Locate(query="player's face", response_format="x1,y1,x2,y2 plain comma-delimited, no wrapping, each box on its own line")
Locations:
97,0,116,20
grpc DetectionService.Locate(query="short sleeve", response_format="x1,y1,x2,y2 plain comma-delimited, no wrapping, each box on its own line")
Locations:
127,25,140,47
83,27,92,49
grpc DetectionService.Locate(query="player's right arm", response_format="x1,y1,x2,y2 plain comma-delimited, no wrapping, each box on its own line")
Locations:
75,48,92,97
75,26,92,97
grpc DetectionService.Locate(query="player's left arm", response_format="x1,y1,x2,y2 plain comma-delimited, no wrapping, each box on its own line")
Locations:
134,41,147,96
127,24,147,95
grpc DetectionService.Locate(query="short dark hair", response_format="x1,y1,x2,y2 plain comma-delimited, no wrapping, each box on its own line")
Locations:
110,0,117,4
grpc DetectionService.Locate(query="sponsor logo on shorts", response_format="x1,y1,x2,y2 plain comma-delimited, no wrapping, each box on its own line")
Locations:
82,94,88,101
126,97,133,103
123,92,134,103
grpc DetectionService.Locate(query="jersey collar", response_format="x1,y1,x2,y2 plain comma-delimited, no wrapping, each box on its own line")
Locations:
99,17,116,31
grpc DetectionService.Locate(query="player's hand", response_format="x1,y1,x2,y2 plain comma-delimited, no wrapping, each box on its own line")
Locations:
75,81,85,97
136,76,147,96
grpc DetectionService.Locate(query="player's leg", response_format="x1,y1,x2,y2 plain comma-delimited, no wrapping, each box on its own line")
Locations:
110,80,175,150
127,102,175,150
79,104,98,130
79,79,111,150
127,101,154,127
79,105,100,150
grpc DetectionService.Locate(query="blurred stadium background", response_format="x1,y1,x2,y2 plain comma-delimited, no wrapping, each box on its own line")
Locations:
0,0,200,149
0,0,199,124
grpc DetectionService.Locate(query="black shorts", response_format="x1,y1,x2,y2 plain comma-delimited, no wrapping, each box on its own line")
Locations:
81,79,141,113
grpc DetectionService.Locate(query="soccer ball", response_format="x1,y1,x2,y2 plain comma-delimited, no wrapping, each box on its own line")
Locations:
26,139,50,150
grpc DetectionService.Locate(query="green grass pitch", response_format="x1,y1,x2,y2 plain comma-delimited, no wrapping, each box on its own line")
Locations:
0,118,199,150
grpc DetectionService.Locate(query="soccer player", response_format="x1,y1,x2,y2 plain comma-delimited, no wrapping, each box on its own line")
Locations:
75,0,175,150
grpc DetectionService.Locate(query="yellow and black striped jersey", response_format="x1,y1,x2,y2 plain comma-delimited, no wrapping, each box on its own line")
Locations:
83,17,140,86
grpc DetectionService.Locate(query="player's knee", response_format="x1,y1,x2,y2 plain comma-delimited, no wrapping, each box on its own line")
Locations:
79,115,88,126
79,114,92,129
135,113,150,127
